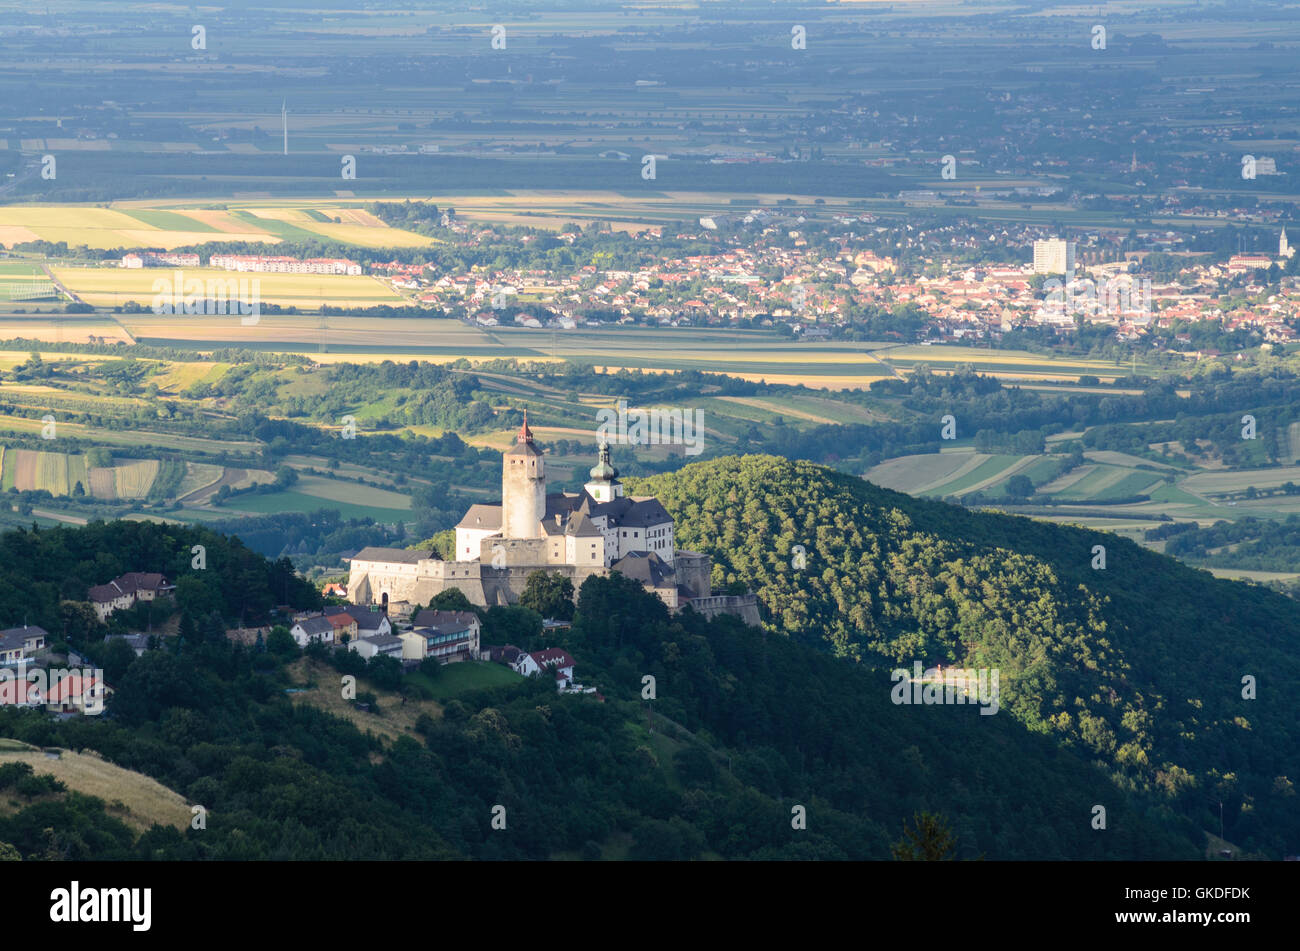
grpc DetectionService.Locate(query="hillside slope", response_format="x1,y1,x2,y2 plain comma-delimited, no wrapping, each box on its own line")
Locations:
632,455,1300,856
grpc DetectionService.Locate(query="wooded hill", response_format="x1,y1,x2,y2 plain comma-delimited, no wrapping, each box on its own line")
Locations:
0,454,1294,859
632,455,1299,858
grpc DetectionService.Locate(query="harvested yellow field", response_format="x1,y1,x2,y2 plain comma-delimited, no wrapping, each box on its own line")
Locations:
334,208,386,227
88,466,116,499
0,206,159,249
297,222,438,247
0,318,132,344
0,201,436,251
53,266,405,309
0,225,41,247
114,459,159,497
178,209,271,233
0,748,190,833
34,449,68,493
717,396,838,423
243,208,313,223
0,350,119,369
117,228,270,249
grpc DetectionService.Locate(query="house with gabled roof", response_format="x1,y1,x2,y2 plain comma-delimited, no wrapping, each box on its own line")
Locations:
0,626,48,667
512,647,575,680
87,573,174,622
290,616,335,647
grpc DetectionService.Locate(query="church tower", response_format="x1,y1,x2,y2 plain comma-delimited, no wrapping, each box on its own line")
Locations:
584,442,624,503
502,410,545,538
1282,227,1294,260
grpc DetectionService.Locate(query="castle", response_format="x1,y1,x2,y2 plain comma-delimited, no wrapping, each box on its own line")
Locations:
346,415,759,623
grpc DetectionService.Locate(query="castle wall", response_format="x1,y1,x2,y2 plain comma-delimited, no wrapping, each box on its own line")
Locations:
687,593,762,626
346,558,427,605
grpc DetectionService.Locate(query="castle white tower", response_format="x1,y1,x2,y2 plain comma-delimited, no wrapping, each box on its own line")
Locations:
502,410,545,538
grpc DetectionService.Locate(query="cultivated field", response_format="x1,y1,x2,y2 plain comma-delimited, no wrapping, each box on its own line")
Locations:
880,344,1145,382
0,316,131,343
0,447,158,497
0,200,437,251
52,266,405,309
112,317,906,387
0,415,257,456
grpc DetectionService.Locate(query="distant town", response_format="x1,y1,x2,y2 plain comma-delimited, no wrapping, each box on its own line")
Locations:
109,214,1297,351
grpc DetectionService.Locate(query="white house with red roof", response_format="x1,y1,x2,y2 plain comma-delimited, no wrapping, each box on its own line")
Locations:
512,647,575,685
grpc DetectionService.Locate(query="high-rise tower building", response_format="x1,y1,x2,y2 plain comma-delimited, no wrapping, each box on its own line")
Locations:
1033,238,1076,276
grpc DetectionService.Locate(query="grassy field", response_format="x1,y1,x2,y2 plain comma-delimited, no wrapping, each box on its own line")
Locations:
410,660,523,701
291,474,411,510
867,436,1300,569
174,462,225,498
881,344,1147,382
223,488,410,522
1181,465,1300,496
0,747,191,833
285,657,442,745
148,361,230,394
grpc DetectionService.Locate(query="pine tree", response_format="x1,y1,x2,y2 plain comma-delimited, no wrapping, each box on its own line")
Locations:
891,811,957,861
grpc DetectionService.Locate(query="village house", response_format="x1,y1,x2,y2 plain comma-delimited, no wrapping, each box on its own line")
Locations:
0,678,42,707
324,605,391,639
0,668,111,714
512,647,575,679
322,613,358,642
290,616,335,647
45,672,110,715
0,625,48,667
349,634,406,662
510,647,594,692
410,609,481,662
400,609,480,663
104,633,150,657
86,573,175,622
482,644,523,666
